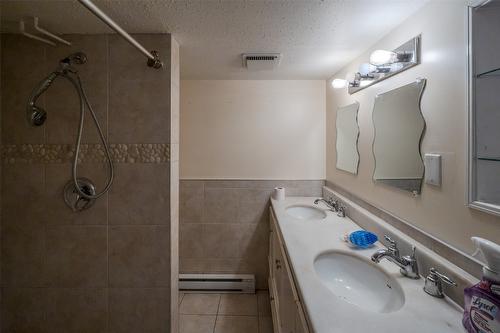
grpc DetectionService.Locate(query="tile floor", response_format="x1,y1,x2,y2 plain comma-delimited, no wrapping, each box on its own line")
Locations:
179,291,274,333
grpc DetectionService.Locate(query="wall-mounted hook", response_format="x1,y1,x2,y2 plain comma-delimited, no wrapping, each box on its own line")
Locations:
20,20,56,46
33,17,71,46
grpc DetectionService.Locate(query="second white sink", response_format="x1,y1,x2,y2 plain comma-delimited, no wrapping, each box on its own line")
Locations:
314,251,405,313
286,205,327,220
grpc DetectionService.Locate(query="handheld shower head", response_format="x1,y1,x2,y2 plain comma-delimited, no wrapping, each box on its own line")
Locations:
60,52,87,66
27,71,58,126
26,52,88,126
28,105,47,126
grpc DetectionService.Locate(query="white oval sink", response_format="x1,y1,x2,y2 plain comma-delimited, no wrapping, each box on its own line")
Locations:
286,205,327,220
314,251,405,313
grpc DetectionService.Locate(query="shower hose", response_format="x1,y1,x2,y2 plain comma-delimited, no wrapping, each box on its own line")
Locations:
62,73,114,200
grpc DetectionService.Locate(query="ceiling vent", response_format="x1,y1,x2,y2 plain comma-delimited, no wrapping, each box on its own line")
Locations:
242,53,282,71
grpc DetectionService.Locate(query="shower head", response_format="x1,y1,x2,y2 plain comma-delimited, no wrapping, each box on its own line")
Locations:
26,52,87,126
60,52,87,67
28,105,47,126
26,71,58,126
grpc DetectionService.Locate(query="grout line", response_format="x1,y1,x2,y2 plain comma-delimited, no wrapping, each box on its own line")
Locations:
178,291,185,307
213,293,222,333
105,33,110,333
179,312,219,316
216,314,260,318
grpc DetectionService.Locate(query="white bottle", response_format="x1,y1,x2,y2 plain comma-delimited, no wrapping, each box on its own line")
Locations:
463,237,500,333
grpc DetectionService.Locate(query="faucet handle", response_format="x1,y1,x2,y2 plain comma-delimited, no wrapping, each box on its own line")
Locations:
384,235,396,246
424,268,457,298
384,235,398,250
410,245,417,259
400,246,420,279
327,198,339,211
430,268,457,286
384,235,399,256
337,205,346,217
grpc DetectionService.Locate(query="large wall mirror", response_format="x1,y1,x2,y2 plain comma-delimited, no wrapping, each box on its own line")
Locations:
372,79,426,194
336,102,360,174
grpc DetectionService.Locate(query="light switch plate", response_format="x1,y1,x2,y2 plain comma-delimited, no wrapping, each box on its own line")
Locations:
424,153,442,186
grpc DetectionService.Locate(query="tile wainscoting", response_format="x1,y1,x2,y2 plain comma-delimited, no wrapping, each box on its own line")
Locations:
180,179,325,289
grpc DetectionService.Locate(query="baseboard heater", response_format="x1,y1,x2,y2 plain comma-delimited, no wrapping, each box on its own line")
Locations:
179,274,255,293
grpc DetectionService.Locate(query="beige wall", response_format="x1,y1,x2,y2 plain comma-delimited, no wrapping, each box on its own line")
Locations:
180,80,326,180
179,80,325,288
326,1,500,254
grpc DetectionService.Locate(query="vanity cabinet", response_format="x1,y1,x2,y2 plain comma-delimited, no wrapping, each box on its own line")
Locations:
269,208,311,333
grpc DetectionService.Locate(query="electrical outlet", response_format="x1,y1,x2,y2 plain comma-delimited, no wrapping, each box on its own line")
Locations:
424,153,442,186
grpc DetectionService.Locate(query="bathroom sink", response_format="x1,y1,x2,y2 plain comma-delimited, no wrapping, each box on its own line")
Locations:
286,205,327,220
314,251,405,313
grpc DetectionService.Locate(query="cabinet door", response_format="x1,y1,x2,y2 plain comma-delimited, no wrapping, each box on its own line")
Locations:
294,301,310,333
273,228,283,306
269,210,281,332
276,244,297,333
269,228,274,280
270,209,310,333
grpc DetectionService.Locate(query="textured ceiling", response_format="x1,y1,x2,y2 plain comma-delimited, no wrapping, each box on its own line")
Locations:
0,0,429,79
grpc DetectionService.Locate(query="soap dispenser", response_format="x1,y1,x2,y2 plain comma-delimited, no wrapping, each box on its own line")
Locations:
463,237,500,333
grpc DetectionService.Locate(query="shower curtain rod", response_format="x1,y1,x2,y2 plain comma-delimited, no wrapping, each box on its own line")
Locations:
77,0,163,69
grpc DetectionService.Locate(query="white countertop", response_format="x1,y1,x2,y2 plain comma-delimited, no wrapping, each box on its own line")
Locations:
271,196,466,333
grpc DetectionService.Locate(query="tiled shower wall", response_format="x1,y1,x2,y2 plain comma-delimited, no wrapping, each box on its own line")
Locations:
179,179,324,289
0,34,179,333
0,29,2,328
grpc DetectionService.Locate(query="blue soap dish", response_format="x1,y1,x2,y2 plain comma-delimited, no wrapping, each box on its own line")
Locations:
342,230,378,249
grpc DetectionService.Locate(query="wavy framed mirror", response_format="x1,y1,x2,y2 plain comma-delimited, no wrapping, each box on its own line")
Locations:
372,79,426,194
336,102,360,174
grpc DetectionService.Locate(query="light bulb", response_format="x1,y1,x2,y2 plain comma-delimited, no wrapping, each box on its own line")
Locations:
359,63,376,76
331,78,346,89
369,49,397,66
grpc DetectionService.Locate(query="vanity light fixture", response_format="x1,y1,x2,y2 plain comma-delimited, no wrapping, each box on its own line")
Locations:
370,49,414,66
330,35,421,94
359,63,377,76
369,50,397,66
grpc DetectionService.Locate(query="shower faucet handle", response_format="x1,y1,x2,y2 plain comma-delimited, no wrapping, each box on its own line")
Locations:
64,178,96,212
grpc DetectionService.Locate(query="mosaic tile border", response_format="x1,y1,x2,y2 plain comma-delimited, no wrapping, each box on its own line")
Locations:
2,143,170,164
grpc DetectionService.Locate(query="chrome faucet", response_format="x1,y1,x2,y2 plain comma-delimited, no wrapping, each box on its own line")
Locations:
371,235,420,279
313,197,339,212
423,267,457,298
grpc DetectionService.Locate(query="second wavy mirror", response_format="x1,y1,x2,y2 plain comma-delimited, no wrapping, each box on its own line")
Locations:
336,102,360,174
372,79,426,194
